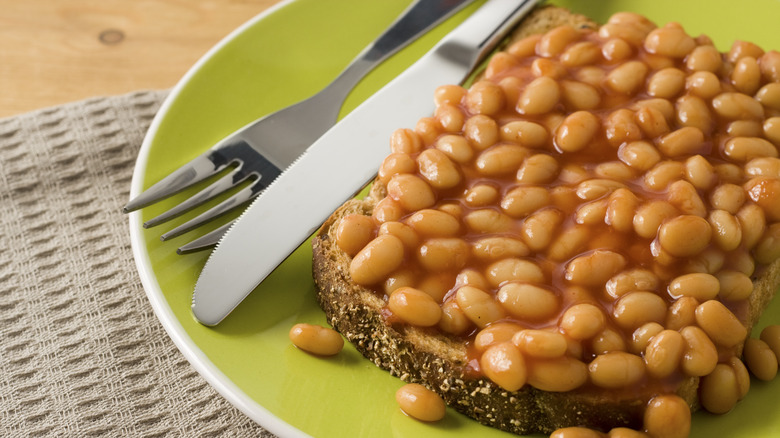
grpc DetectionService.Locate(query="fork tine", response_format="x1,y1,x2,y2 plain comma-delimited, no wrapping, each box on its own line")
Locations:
142,167,252,228
176,221,233,254
124,152,230,213
160,184,258,241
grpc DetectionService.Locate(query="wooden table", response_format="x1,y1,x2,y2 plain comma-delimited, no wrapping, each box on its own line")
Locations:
0,0,280,118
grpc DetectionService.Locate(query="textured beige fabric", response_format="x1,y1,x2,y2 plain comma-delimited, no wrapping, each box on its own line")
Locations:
0,91,273,437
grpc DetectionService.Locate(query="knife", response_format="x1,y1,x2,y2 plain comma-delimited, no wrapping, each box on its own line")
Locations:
193,0,541,326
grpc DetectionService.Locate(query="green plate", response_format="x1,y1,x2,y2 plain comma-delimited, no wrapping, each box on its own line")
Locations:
128,0,780,436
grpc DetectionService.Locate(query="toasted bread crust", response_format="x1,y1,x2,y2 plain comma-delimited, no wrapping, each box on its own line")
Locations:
311,6,778,435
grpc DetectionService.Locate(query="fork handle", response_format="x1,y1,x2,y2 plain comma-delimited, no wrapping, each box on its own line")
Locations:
320,0,475,101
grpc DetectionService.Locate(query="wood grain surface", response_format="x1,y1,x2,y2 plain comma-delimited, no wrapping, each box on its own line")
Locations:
0,0,280,118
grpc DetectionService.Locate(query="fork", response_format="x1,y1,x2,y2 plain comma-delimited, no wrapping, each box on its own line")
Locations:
123,0,474,254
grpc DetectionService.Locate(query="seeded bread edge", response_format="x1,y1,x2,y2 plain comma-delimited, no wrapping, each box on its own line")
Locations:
310,6,779,435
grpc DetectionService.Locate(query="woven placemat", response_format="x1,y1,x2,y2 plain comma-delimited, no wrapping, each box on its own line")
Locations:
0,91,273,437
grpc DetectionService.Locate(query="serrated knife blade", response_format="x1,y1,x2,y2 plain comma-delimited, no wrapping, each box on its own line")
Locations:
192,0,540,326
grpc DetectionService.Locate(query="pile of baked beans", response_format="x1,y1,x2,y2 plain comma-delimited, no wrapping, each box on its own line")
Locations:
332,11,780,437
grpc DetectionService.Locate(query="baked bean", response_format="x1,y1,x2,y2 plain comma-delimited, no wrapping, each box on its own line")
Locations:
289,323,344,356
383,268,416,295
756,83,780,110
684,155,716,190
760,50,780,82
608,428,648,438
665,296,699,330
576,66,606,87
667,272,719,301
436,134,473,163
513,329,568,358
335,214,375,257
746,177,780,221
474,322,525,351
633,98,676,121
606,60,648,95
731,247,757,276
635,106,671,138
708,209,743,250
737,203,767,249
527,356,588,392
613,291,667,330
521,208,563,251
455,268,490,289
685,71,721,99
745,156,780,178
657,126,705,157
593,161,635,182
378,153,416,185
658,215,712,257
476,143,528,176
500,186,550,218
395,383,446,422
618,141,661,172
464,184,498,207
438,299,471,335
390,128,422,154
667,180,707,217
497,283,558,321
406,209,460,238
644,394,691,438
537,25,581,57
724,136,778,161
715,270,753,301
551,427,605,438
592,328,628,355
480,341,527,391
373,197,404,223
727,120,763,139
643,160,684,190
644,25,696,58
498,76,523,107
730,356,752,399
416,117,441,144
575,199,608,226
465,80,505,116
630,322,664,354
416,149,461,190
500,120,549,148
602,38,633,62
417,238,469,272
560,163,590,185
486,258,545,287
472,236,530,262
387,174,435,211
606,269,660,299
712,92,765,120
686,45,722,72
388,287,442,327
507,34,542,58
531,58,567,80
744,338,779,381
517,153,559,184
560,303,606,340
576,178,626,201
560,79,602,111
732,56,762,95
644,329,684,378
606,188,640,233
439,202,462,219
455,286,505,328
435,103,465,133
565,250,627,287
484,52,518,79
589,351,646,389
728,40,764,63
680,325,718,376
464,115,499,150
518,76,561,115
764,117,780,145
434,84,465,106
350,234,405,285
709,183,745,214
464,208,513,233
560,41,601,67
676,95,713,134
647,67,686,98
696,300,748,347
598,22,648,47
760,325,780,359
555,111,601,153
700,363,740,414
548,225,589,262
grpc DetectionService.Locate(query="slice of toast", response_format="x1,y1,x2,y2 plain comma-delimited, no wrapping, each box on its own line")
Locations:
311,5,780,435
